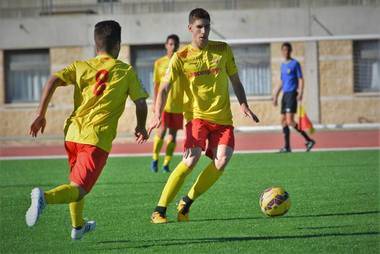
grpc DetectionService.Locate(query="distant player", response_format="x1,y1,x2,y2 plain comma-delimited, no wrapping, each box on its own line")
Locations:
148,8,259,223
272,42,315,152
26,20,149,240
151,34,183,173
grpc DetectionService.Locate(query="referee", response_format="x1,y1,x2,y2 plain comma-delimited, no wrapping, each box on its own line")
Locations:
272,42,315,152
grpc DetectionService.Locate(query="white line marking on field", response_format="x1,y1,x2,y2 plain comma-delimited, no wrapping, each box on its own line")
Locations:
0,147,378,161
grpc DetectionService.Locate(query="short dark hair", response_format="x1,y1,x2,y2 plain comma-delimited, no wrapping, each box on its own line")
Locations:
94,20,121,52
281,42,292,52
189,8,210,24
166,34,180,46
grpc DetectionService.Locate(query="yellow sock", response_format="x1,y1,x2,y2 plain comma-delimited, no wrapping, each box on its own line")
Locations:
70,198,84,228
44,184,80,204
163,141,176,166
152,135,164,161
188,162,223,200
158,161,192,207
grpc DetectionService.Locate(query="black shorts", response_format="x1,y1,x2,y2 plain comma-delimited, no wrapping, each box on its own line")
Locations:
281,92,298,114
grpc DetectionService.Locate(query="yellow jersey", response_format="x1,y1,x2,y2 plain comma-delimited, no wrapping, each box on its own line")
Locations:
163,40,238,125
153,55,184,113
54,54,148,152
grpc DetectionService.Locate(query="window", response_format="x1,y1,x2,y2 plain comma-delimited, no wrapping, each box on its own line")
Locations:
353,40,380,93
5,49,50,103
131,45,165,97
231,44,271,96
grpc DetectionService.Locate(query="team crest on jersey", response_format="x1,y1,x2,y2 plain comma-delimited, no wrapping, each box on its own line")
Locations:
287,68,291,74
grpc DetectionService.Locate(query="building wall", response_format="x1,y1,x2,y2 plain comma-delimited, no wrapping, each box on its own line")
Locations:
319,40,380,124
1,38,379,138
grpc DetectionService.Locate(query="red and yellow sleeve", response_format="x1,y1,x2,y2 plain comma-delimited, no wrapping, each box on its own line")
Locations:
54,62,77,85
225,44,238,77
126,67,149,101
162,53,182,86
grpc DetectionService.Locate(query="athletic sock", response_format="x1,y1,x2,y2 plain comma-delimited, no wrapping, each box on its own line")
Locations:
152,135,164,161
283,126,290,149
154,206,167,216
180,195,194,214
157,161,192,207
44,184,80,204
187,162,223,200
70,198,84,228
294,124,312,142
163,140,176,166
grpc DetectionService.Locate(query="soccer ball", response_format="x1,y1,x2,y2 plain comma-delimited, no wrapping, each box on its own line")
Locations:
259,187,290,217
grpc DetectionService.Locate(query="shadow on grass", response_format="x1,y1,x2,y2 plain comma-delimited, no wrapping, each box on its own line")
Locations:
98,231,380,250
0,181,166,189
189,210,380,223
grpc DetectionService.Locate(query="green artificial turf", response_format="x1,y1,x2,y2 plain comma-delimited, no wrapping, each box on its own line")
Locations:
0,150,379,253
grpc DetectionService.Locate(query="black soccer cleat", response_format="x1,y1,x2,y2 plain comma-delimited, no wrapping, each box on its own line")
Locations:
305,140,316,152
279,147,291,153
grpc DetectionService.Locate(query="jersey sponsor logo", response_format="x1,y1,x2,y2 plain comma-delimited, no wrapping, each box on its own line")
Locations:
188,67,220,78
287,68,291,74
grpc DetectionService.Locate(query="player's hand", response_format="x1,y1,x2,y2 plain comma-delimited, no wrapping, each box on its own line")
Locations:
241,103,259,123
135,126,149,144
272,97,278,107
147,114,161,136
29,115,46,137
297,93,303,102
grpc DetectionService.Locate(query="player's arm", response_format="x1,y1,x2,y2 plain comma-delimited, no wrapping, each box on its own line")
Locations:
297,78,304,101
229,73,259,123
134,98,148,144
148,80,171,135
272,82,282,107
152,81,159,113
29,75,66,137
296,62,304,101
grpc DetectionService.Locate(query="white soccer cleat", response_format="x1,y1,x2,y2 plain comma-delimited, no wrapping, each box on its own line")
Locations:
25,187,46,227
71,221,96,240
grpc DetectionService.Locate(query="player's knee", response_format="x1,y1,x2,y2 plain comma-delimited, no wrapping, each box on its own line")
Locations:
70,182,88,200
214,156,230,170
182,149,202,168
166,133,176,143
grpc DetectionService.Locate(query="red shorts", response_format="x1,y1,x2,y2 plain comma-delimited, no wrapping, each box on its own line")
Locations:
161,111,183,130
184,119,234,159
64,141,109,193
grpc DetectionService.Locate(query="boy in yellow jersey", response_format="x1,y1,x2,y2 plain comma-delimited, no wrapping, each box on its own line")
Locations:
25,20,149,239
151,34,184,173
148,8,259,223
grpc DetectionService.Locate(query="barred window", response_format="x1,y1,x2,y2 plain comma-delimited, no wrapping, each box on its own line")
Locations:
231,44,271,96
5,49,50,103
353,40,380,93
131,45,165,97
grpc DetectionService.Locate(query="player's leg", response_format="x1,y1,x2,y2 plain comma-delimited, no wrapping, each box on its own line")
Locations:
25,142,84,227
281,113,291,152
151,126,166,172
68,144,108,240
177,124,234,222
151,119,206,223
151,147,202,223
162,128,177,173
285,113,315,151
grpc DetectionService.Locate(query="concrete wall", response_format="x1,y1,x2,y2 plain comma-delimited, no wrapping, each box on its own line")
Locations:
319,40,380,124
1,6,379,49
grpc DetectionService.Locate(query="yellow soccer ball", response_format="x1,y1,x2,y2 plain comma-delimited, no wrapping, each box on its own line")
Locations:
259,187,291,217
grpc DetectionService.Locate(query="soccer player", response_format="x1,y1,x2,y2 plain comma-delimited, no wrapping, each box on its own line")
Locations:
25,20,149,240
148,8,259,223
151,34,183,173
272,42,315,153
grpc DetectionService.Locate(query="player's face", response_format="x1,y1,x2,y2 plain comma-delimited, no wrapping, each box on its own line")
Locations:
281,46,291,59
165,39,178,55
188,19,210,48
